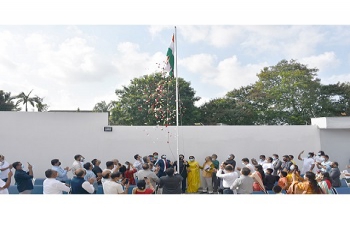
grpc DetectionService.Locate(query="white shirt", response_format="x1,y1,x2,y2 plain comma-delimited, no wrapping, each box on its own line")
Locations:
103,180,124,194
133,160,143,171
258,160,267,166
71,160,82,176
82,181,95,194
301,157,315,175
263,163,273,173
43,178,71,194
0,161,10,179
0,179,9,194
216,169,239,188
245,163,255,174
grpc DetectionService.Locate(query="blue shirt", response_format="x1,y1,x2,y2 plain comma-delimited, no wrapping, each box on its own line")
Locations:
52,166,69,182
84,170,98,192
14,170,33,192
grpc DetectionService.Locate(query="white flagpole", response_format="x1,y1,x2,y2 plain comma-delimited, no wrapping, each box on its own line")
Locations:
175,26,180,174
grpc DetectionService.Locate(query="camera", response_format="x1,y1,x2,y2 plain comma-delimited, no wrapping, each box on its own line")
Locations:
125,161,130,165
144,177,148,180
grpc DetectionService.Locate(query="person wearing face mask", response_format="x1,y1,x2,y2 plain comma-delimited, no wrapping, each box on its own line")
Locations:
0,154,12,182
155,154,172,178
91,159,103,185
236,158,255,174
286,164,303,192
315,151,325,163
70,168,95,194
173,154,189,193
215,164,238,194
43,169,71,194
225,154,236,170
152,152,159,164
199,156,215,194
83,162,98,193
272,154,282,176
187,156,200,193
51,159,70,183
133,154,144,171
281,155,292,172
12,161,34,194
315,155,332,173
329,161,341,187
0,170,13,194
298,150,315,175
71,154,84,176
103,172,129,194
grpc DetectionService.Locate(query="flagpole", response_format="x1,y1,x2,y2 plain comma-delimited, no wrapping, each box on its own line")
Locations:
175,26,180,174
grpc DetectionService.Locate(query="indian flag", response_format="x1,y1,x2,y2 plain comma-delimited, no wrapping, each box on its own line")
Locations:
164,34,174,77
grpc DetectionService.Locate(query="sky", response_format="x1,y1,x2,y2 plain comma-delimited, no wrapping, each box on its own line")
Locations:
2,25,350,111
1,1,350,112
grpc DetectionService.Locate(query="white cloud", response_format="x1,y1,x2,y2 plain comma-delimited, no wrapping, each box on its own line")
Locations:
180,53,267,90
179,26,210,43
300,51,340,72
322,74,350,85
112,42,166,83
148,25,173,38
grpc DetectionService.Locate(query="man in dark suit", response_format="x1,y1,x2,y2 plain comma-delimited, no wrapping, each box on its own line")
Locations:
173,154,189,193
225,154,236,170
155,154,172,178
159,168,183,194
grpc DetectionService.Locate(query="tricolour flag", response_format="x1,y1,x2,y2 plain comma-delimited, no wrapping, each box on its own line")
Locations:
164,34,174,77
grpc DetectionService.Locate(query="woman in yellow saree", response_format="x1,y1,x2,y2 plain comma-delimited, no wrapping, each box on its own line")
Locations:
286,165,303,191
288,171,320,194
187,155,201,193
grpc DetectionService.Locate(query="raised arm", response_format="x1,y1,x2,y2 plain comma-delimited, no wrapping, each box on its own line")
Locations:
298,151,304,161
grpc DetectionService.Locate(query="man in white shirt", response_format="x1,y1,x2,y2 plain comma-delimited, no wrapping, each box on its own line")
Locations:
263,157,274,173
215,164,238,194
133,154,144,171
0,154,12,182
298,150,315,175
237,158,255,174
0,170,13,194
258,155,267,166
103,172,129,194
43,169,71,194
71,154,84,176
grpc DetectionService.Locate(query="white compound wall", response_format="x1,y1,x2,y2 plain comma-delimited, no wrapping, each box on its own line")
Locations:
1,111,348,182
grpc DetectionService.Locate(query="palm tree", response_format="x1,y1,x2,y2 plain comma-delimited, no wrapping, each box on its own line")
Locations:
34,96,49,112
15,90,36,112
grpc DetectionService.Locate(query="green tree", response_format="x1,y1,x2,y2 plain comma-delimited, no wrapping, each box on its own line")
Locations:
34,96,49,112
320,82,350,116
199,84,261,125
93,101,115,112
110,73,200,125
0,90,20,111
253,59,322,125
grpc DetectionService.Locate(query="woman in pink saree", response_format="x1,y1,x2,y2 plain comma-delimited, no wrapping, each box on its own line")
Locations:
251,165,266,192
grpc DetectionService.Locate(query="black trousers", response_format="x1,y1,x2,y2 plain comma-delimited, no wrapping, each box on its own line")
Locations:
181,175,187,193
212,172,220,192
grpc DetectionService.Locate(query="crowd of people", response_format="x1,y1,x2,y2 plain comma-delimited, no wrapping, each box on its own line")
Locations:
0,151,349,194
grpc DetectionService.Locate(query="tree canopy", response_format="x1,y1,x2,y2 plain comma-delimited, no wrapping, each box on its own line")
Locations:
109,73,200,125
